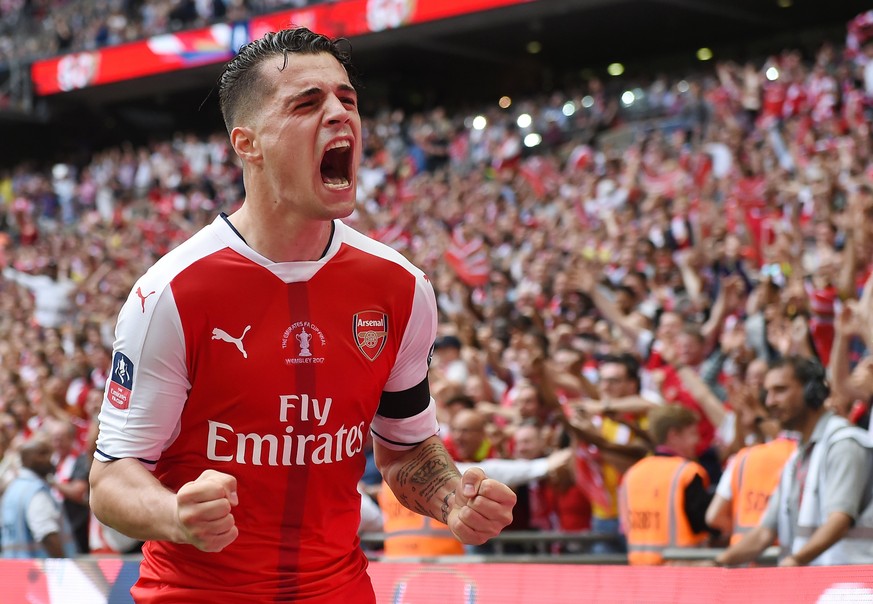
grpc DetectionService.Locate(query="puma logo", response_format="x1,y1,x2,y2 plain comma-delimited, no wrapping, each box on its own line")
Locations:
212,325,251,359
136,287,156,313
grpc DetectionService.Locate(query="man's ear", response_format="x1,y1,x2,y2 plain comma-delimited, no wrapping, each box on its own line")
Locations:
231,126,261,164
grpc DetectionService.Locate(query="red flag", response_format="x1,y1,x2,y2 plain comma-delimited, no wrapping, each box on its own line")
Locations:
573,444,613,509
370,223,410,252
519,156,560,199
444,228,490,287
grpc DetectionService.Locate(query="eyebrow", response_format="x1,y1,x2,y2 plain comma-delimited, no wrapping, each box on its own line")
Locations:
288,84,358,105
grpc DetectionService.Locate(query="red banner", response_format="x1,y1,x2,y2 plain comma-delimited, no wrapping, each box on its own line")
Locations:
3,559,873,602
31,0,534,96
31,25,236,95
250,0,535,40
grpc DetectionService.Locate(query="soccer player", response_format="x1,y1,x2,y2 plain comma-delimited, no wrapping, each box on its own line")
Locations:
89,27,516,603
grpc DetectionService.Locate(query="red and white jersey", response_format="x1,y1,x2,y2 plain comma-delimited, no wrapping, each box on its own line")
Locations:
96,215,439,603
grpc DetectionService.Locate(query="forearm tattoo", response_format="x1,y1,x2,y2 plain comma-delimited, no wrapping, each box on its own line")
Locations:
394,442,460,521
440,491,455,524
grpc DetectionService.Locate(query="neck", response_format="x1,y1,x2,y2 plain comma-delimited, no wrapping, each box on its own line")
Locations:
798,408,826,444
228,205,334,262
655,444,686,458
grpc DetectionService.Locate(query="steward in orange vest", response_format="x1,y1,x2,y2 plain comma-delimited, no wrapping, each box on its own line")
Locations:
727,437,797,545
619,405,712,565
377,480,464,557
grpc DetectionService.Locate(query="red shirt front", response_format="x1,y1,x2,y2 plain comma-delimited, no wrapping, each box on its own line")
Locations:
97,217,439,602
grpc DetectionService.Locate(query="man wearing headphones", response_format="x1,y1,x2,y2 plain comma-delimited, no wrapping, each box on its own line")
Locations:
714,355,873,566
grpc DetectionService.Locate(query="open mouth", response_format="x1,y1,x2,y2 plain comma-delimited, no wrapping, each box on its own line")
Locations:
320,140,352,190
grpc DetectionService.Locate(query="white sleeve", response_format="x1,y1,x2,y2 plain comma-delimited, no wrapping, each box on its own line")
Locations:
2,268,41,291
26,490,62,542
371,271,439,449
370,398,440,451
457,458,551,488
358,491,384,534
383,270,437,393
715,455,737,501
95,277,190,466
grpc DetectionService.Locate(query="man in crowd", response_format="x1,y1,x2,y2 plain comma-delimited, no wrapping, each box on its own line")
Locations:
569,353,652,553
619,404,713,565
715,356,873,566
47,418,90,553
1,436,77,558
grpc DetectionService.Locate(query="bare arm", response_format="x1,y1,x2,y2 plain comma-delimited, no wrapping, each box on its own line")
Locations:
829,303,867,404
90,458,239,552
549,365,600,400
373,436,461,523
705,493,733,536
780,511,852,566
836,196,861,299
676,366,728,429
374,435,515,544
564,410,651,471
714,524,776,566
675,249,704,308
41,532,67,558
51,477,88,505
595,394,658,416
590,285,647,343
569,262,647,345
859,268,873,351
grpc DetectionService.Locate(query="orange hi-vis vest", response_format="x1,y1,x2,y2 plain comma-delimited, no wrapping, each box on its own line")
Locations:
729,437,797,545
620,455,710,565
377,481,464,557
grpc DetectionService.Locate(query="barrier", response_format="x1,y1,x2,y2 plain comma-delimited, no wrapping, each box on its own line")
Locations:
361,529,628,558
3,558,873,603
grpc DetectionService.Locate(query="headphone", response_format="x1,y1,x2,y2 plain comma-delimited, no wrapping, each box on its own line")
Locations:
797,357,830,410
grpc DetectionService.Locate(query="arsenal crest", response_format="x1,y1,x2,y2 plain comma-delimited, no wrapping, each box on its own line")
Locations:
354,311,389,361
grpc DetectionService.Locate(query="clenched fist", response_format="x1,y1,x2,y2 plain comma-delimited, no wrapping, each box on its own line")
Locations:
447,467,516,545
176,469,239,552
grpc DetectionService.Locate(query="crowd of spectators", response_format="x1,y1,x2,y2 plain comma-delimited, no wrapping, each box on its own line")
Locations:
2,14,873,559
0,0,323,67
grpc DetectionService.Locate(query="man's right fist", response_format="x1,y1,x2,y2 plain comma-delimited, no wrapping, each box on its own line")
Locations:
176,469,239,552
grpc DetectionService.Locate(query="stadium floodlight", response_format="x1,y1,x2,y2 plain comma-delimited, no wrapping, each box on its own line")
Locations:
499,96,512,109
621,91,635,106
697,48,713,61
523,133,542,148
766,66,780,81
472,115,488,130
581,96,594,109
517,113,533,128
562,101,576,116
607,62,624,76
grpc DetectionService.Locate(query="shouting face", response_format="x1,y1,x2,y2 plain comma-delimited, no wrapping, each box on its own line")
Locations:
233,51,363,222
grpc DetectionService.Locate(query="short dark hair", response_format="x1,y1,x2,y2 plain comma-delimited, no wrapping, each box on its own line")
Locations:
613,284,637,300
218,27,356,134
598,353,641,392
769,355,829,409
433,335,462,351
445,393,476,410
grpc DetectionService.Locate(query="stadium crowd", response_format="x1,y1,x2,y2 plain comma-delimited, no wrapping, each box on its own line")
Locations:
1,12,873,561
0,0,326,67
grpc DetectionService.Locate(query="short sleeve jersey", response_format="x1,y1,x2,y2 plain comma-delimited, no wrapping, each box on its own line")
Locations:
96,216,439,602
